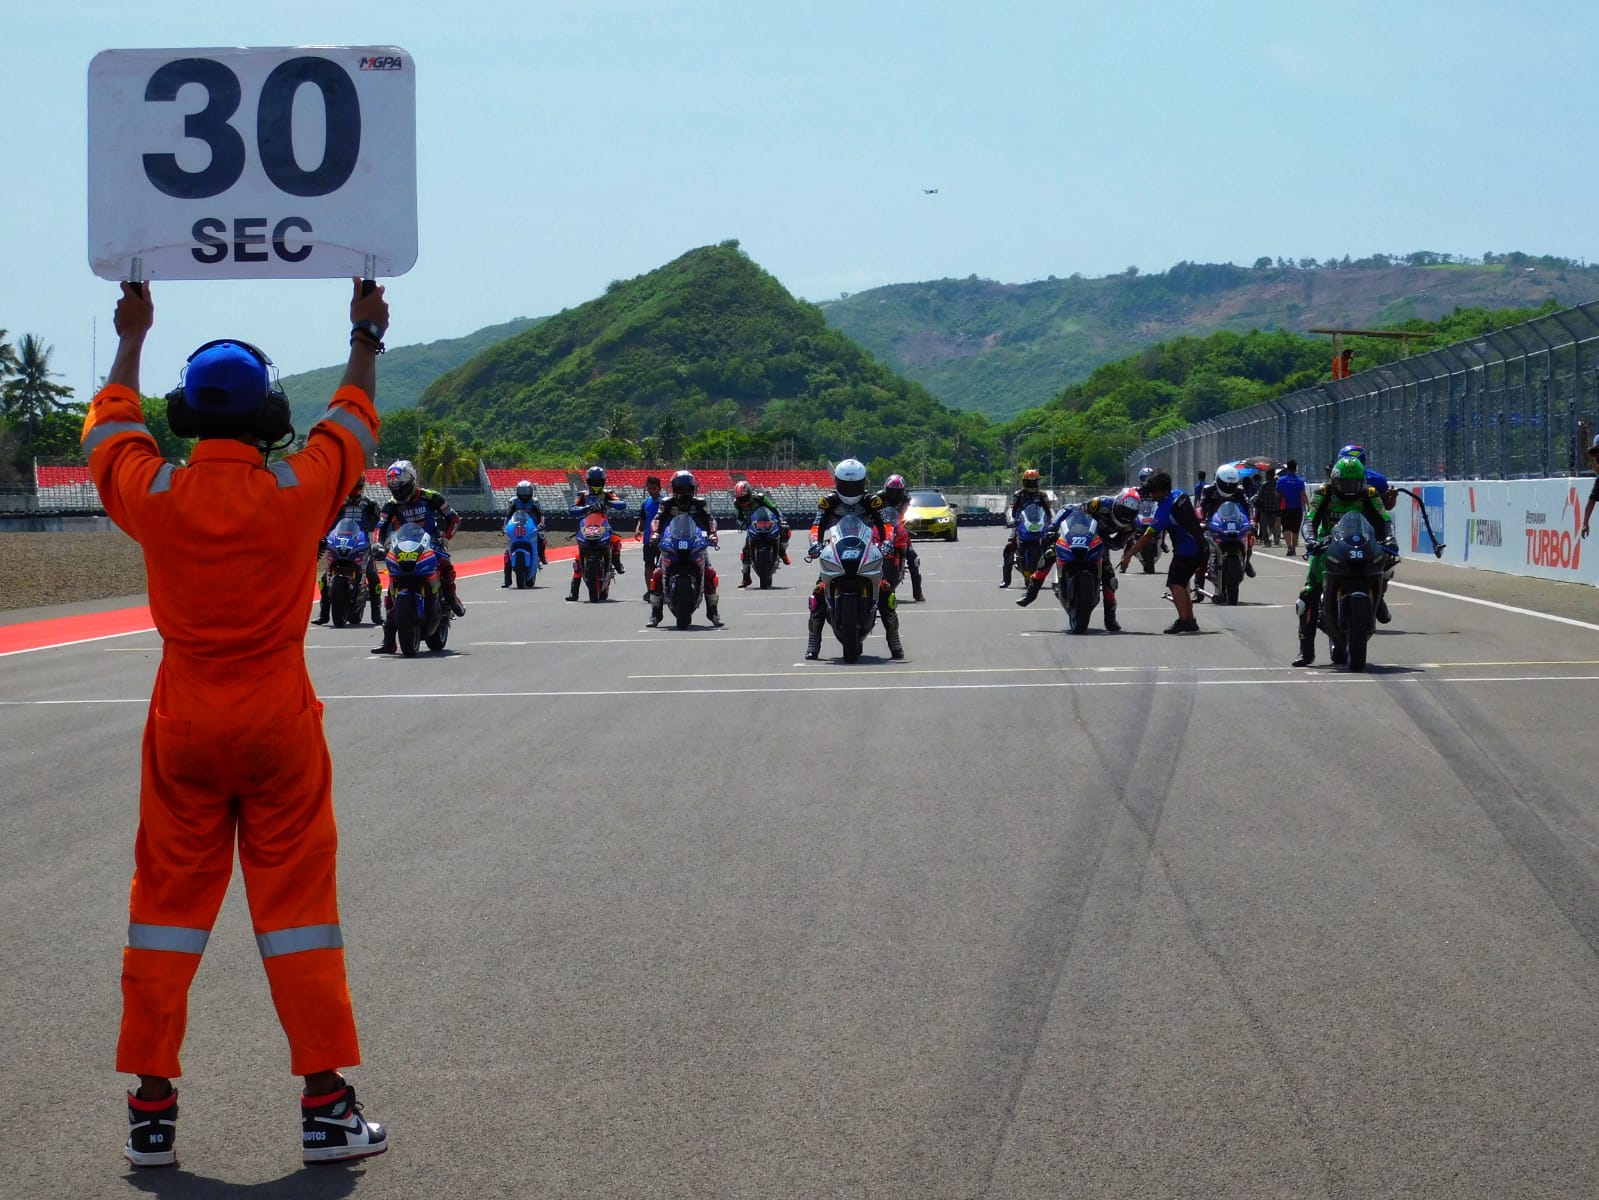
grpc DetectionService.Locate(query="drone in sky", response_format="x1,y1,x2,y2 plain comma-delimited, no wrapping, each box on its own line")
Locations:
922,187,939,194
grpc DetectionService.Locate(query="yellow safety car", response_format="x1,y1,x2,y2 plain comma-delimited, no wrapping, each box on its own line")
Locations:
902,489,958,541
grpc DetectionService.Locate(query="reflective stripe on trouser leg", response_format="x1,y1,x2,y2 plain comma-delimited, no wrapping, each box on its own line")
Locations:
116,712,237,1077
237,703,359,1073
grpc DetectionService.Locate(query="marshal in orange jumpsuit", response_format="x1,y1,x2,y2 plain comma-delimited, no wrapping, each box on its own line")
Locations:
84,318,380,1080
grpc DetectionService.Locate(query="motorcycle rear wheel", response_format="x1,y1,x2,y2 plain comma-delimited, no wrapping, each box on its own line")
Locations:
425,618,450,653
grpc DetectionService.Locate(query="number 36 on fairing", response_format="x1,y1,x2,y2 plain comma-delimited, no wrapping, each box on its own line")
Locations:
88,46,416,281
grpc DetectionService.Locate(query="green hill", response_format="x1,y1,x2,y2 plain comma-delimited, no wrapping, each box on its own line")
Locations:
416,241,995,480
278,316,542,428
822,254,1599,420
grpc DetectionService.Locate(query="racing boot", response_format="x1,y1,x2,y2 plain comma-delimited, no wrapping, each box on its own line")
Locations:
1000,542,1014,588
502,562,512,588
612,544,626,574
739,564,752,588
1103,598,1121,632
1015,574,1044,607
446,586,465,618
1376,589,1392,624
1244,555,1256,578
706,595,723,627
370,623,398,655
909,555,925,602
313,593,331,625
781,546,791,565
1291,588,1318,667
368,586,382,626
566,576,581,602
882,604,905,660
805,596,825,659
538,535,549,565
648,595,663,627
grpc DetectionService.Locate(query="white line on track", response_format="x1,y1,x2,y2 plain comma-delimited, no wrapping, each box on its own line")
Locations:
0,627,156,657
9,673,1599,706
470,635,796,646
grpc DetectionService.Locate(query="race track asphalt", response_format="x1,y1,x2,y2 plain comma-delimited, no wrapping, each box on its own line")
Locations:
4,528,1599,1198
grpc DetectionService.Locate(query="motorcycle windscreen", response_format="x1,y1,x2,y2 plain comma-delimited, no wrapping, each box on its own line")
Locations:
393,522,431,554
749,505,779,532
663,513,702,551
507,514,533,537
1058,510,1100,558
1210,501,1248,532
1019,502,1047,532
1323,511,1379,573
580,512,611,540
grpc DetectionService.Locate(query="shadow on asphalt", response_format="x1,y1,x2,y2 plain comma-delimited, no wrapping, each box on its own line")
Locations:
124,1163,367,1199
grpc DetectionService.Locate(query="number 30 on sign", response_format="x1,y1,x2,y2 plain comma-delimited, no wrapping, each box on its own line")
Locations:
88,47,417,281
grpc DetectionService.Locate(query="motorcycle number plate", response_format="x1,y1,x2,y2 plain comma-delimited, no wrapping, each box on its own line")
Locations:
1070,536,1089,547
840,548,862,560
1348,549,1364,558
676,539,690,550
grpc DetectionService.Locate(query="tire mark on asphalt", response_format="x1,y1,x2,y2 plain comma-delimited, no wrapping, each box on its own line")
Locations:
966,663,1349,1199
1382,675,1599,975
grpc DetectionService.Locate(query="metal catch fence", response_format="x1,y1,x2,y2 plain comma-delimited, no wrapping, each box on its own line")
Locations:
1127,301,1599,485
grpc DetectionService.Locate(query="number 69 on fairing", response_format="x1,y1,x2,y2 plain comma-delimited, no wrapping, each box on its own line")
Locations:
88,46,417,281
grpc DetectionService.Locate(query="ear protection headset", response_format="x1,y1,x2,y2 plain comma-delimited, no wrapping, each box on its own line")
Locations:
164,339,295,450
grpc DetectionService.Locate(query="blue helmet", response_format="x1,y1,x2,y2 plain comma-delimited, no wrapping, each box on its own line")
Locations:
1337,443,1367,464
184,340,269,414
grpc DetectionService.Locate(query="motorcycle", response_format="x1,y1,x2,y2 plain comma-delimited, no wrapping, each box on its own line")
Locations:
1135,495,1162,574
1053,510,1105,634
322,517,370,628
745,504,784,589
1205,500,1254,606
877,503,912,595
1014,501,1051,576
660,513,715,628
1317,511,1394,672
814,513,885,663
384,522,450,656
505,512,540,589
575,507,616,602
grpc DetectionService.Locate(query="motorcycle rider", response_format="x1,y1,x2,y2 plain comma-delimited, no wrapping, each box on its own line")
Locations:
875,473,925,602
1291,454,1400,667
1198,463,1257,584
731,479,792,587
647,469,722,627
1016,491,1140,632
634,475,663,600
372,459,463,653
313,481,382,625
1336,443,1397,510
501,479,548,588
566,465,628,601
806,458,903,660
1000,468,1054,588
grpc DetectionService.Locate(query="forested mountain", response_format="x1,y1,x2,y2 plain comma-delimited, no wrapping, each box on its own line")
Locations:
278,316,542,429
822,254,1599,420
416,242,994,481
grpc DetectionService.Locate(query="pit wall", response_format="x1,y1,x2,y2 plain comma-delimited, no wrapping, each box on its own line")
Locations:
1389,477,1598,587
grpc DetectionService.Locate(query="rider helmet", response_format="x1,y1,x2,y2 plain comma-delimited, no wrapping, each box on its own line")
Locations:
670,470,697,500
1330,455,1368,501
1021,468,1041,492
732,480,753,505
516,479,533,502
386,460,418,503
1109,492,1141,532
1215,464,1243,499
833,458,868,502
882,473,908,503
1137,466,1155,484
1337,443,1367,464
347,481,364,503
586,466,607,492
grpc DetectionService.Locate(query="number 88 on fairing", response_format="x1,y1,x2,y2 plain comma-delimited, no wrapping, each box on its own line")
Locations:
89,46,417,281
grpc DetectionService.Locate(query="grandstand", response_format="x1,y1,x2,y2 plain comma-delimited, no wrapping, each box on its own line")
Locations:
33,465,100,510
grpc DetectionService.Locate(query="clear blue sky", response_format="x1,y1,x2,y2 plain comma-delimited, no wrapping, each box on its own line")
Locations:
9,0,1598,402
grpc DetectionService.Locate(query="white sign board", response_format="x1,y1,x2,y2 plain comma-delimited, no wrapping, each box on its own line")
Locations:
88,46,416,280
1390,477,1599,586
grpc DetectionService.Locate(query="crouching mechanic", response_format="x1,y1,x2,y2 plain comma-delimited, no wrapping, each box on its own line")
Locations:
502,479,549,587
1291,455,1399,667
648,470,722,626
730,479,792,586
314,481,383,626
807,458,904,659
567,465,628,600
85,279,388,1168
1015,491,1140,631
372,459,465,652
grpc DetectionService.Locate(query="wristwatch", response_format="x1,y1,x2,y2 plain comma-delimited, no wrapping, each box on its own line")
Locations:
351,320,386,350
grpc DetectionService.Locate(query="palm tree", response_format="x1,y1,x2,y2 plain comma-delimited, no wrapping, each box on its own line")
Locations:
416,429,478,488
2,334,74,452
0,330,19,384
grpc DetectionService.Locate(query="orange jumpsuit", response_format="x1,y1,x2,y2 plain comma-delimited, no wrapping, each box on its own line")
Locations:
82,383,379,1078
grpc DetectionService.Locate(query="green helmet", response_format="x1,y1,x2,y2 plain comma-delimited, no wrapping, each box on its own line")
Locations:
1331,455,1367,500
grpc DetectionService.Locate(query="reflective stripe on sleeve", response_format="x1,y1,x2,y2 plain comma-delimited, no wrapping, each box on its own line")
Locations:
312,406,378,456
83,421,157,456
148,463,176,494
127,923,210,955
269,461,300,489
256,924,344,959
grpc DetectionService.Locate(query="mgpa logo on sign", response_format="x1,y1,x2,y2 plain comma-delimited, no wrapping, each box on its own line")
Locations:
88,46,416,281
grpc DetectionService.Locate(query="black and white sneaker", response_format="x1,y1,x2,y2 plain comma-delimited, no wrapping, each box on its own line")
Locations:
125,1091,178,1168
302,1084,388,1165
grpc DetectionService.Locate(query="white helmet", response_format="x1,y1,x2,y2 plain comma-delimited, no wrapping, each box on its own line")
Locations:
386,459,418,502
833,458,868,502
516,479,533,501
1216,464,1242,490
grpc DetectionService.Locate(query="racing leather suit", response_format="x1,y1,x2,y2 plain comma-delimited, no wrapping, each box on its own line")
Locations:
1017,497,1131,629
1002,488,1054,587
808,491,903,658
732,490,792,585
568,490,628,598
317,495,382,624
649,496,721,625
1293,483,1397,665
502,496,548,585
376,488,464,625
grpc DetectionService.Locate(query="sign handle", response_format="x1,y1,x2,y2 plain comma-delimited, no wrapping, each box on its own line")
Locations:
128,256,145,298
362,254,377,297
